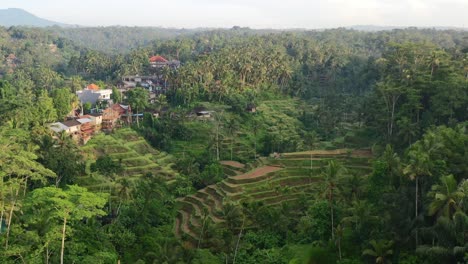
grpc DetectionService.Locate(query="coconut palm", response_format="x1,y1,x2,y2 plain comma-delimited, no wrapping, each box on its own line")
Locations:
428,175,465,219
362,239,394,264
321,160,346,240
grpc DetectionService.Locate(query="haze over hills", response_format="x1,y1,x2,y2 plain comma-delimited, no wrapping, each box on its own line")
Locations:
0,8,71,27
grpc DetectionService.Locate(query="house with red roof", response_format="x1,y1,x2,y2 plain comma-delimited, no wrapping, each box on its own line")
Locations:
149,55,180,69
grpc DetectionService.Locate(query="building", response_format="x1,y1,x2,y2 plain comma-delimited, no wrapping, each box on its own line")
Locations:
101,107,121,131
76,117,94,144
88,113,103,126
121,75,168,93
76,84,113,105
112,104,132,124
149,55,180,69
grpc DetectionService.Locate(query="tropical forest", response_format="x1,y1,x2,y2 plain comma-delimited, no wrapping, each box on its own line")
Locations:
0,11,467,264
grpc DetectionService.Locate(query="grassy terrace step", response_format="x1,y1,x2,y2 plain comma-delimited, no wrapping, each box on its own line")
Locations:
220,160,245,169
195,191,223,212
174,216,181,237
238,184,317,202
225,171,278,184
178,211,199,241
242,175,322,194
179,200,202,216
217,181,243,194
268,197,303,207
125,163,160,172
231,177,321,200
236,168,319,188
259,193,304,205
223,167,242,177
205,186,226,202
107,152,136,160
121,157,152,167
183,196,223,223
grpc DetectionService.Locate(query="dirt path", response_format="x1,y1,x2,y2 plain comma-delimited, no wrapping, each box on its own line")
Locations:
232,166,282,180
220,160,245,169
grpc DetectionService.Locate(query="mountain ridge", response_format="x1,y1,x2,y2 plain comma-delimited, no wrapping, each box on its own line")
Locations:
0,8,71,27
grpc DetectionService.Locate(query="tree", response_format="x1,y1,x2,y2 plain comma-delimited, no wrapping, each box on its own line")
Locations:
428,175,464,219
91,155,123,177
26,185,108,264
126,88,149,127
0,127,56,249
35,91,58,126
304,131,319,171
321,160,346,240
111,86,122,104
52,88,73,120
362,239,394,264
377,81,404,141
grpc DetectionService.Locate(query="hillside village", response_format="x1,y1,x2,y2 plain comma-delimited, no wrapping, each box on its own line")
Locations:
48,55,181,144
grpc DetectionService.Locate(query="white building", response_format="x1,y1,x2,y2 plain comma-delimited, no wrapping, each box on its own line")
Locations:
76,84,113,105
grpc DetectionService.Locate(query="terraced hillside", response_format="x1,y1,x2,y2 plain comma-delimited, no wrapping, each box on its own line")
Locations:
174,148,373,246
79,128,179,191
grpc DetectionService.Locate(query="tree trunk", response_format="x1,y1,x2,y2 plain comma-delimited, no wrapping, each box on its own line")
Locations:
4,201,14,249
331,202,334,240
233,219,245,264
216,122,220,161
0,202,4,232
5,188,19,249
60,216,67,264
415,177,418,246
46,245,50,264
338,239,342,260
136,108,140,128
230,137,234,161
197,214,207,249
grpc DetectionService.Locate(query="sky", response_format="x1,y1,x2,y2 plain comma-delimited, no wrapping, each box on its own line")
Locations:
0,0,467,28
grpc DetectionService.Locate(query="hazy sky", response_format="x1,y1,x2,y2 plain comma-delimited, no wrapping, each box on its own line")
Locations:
1,0,467,28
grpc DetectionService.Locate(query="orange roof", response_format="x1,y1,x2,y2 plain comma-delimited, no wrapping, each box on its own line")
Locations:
149,55,168,63
87,83,100,90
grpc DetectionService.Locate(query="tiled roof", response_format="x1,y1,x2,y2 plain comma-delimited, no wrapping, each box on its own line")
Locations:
87,83,100,90
76,118,92,124
149,55,168,63
61,120,82,127
49,122,68,133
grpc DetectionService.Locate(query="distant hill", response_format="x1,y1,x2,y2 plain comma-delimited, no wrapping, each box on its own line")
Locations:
349,25,468,32
0,8,70,27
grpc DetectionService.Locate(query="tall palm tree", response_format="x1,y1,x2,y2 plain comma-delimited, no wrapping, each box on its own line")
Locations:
428,175,464,219
321,160,346,240
362,239,394,264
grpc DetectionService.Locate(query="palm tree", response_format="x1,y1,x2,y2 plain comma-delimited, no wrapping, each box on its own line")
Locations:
362,239,394,264
404,131,442,245
304,131,319,172
126,88,149,127
382,144,402,188
226,118,239,161
116,178,132,215
335,224,344,260
428,175,464,219
341,200,379,232
321,160,346,240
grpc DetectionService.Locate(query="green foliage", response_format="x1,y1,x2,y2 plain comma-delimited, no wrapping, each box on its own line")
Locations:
91,155,123,177
298,200,331,242
52,87,74,119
